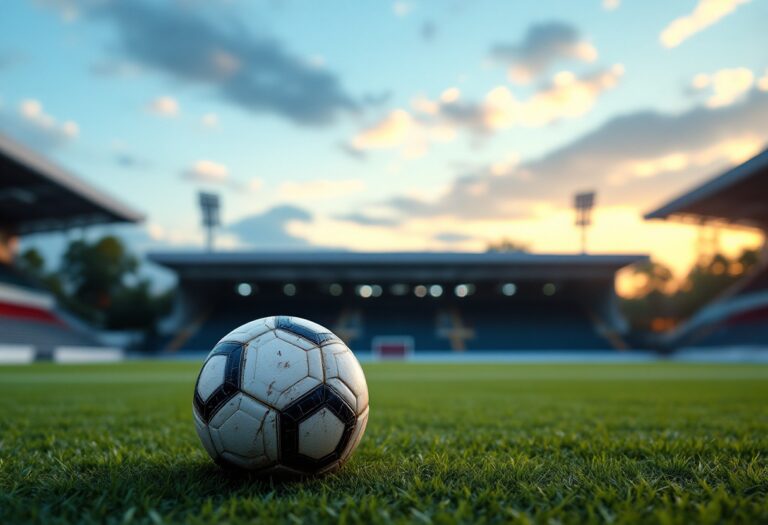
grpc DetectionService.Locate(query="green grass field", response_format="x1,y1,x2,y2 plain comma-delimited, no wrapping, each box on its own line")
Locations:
1,362,767,524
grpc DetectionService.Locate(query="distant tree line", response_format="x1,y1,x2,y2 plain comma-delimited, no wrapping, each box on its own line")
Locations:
17,235,173,333
486,238,529,253
620,248,761,333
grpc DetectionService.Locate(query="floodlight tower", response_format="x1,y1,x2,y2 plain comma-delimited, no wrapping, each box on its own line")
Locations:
199,191,221,252
574,191,596,254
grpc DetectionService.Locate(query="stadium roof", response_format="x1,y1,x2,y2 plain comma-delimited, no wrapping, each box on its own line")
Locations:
149,251,646,282
0,134,144,234
644,148,768,230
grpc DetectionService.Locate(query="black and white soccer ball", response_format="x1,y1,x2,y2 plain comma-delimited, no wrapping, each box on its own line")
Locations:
192,316,369,475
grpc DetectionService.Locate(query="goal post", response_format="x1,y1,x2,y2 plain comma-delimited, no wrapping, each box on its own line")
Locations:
372,336,414,360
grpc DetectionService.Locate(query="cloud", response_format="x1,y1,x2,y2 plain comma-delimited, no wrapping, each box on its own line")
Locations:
180,160,263,193
201,112,219,128
393,2,412,17
691,67,755,108
602,0,620,10
478,66,624,129
87,1,359,126
115,152,149,169
350,108,456,159
660,0,751,48
433,232,475,243
90,60,142,78
352,109,413,150
227,205,312,248
0,98,79,151
379,88,768,221
148,95,180,116
490,22,598,84
760,70,768,92
421,21,437,41
182,159,229,183
349,66,623,157
278,178,365,201
34,0,80,21
338,141,368,160
334,212,400,227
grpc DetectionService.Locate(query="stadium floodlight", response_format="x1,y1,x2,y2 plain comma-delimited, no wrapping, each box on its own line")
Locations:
198,191,221,252
574,191,596,254
501,283,517,296
454,284,469,298
236,283,252,297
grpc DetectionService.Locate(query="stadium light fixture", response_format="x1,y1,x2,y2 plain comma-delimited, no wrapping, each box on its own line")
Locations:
283,283,297,296
454,284,469,298
414,285,427,298
357,285,373,298
429,285,443,298
236,283,252,297
371,285,383,297
198,191,221,252
329,283,343,296
501,283,517,296
574,191,595,254
543,283,556,296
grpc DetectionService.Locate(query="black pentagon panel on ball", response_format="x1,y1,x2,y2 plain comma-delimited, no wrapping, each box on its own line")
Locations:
275,316,342,346
279,384,357,472
193,342,245,424
208,340,245,357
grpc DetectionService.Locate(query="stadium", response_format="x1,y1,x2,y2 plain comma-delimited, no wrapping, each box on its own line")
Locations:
1,3,767,524
2,130,767,523
0,133,143,362
646,148,768,351
149,251,643,354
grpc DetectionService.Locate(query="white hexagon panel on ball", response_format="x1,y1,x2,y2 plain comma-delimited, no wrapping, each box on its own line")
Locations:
192,316,369,475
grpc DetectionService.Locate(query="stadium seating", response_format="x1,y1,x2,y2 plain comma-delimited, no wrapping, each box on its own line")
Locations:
178,297,342,352
0,263,99,355
462,301,612,350
0,316,99,351
0,263,42,290
172,294,614,353
355,301,444,351
669,264,768,349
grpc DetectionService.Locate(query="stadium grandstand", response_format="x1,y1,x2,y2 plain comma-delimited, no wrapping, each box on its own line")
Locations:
0,133,144,361
149,251,645,354
646,147,768,350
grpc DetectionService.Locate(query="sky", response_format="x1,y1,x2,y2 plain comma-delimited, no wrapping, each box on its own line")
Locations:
1,0,767,293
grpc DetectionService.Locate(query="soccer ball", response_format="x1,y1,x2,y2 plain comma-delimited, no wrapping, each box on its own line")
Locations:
192,316,369,475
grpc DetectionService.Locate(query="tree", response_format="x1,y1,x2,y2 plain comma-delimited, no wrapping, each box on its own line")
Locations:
620,248,762,333
486,238,529,253
18,248,45,280
18,235,173,335
624,260,675,297
61,236,138,311
619,259,676,331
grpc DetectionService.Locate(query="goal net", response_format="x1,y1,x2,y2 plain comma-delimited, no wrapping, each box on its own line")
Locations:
372,336,414,360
